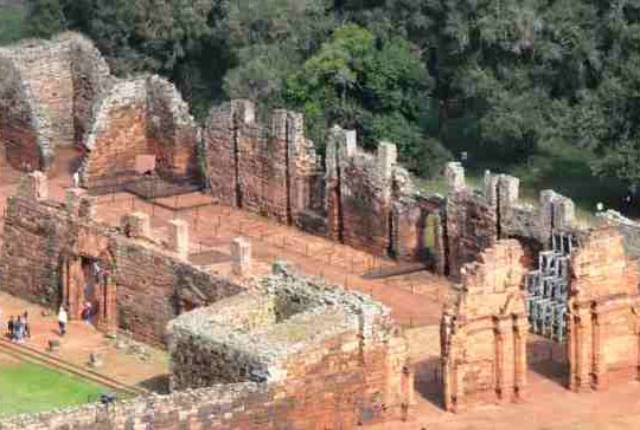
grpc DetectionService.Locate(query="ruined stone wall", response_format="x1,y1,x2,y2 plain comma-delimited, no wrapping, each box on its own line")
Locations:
204,100,320,224
568,228,640,391
166,272,412,427
0,33,110,170
441,240,528,412
445,162,577,278
0,178,243,345
81,75,199,189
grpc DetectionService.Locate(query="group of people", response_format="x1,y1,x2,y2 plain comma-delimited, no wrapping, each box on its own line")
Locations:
6,311,30,343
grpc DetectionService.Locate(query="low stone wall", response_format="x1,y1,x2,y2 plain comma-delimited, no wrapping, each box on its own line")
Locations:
0,175,243,345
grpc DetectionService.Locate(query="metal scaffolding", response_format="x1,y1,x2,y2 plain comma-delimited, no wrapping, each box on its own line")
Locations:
526,232,575,342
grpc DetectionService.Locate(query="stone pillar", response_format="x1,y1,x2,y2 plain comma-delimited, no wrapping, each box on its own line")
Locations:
18,171,48,201
231,99,255,125
498,175,520,209
231,237,252,276
169,219,189,259
377,141,398,180
65,188,86,215
120,212,150,238
553,197,576,231
540,190,556,244
483,170,499,206
445,162,465,192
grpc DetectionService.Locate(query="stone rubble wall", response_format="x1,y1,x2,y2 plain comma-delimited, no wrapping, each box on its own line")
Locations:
0,32,110,170
441,240,528,412
0,181,244,345
81,75,200,189
597,209,640,260
444,162,577,278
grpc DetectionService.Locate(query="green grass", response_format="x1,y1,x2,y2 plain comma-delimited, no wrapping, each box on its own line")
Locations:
0,5,26,46
0,360,108,417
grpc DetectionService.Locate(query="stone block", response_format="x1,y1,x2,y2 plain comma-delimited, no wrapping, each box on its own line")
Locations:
232,99,256,125
498,175,520,208
120,212,150,238
169,219,189,259
231,237,252,277
553,197,575,230
377,141,397,180
445,162,465,192
18,171,48,201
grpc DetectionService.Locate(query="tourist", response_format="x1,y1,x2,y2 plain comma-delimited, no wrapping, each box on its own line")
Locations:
13,316,24,343
58,306,68,337
81,302,92,324
23,311,30,339
7,316,14,340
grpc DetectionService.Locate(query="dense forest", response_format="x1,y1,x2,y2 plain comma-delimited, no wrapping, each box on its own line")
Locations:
11,0,640,193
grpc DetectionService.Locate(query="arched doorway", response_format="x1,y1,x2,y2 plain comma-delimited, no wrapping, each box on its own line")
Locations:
60,249,117,335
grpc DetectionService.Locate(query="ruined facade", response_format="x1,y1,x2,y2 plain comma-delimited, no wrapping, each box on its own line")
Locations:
441,240,528,412
0,33,200,192
568,228,640,390
0,32,110,170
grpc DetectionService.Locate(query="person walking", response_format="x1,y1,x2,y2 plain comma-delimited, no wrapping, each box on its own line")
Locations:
7,316,14,340
22,311,30,339
57,306,68,337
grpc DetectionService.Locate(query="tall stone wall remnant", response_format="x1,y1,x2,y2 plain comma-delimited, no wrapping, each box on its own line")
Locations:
0,32,110,171
567,227,640,391
445,163,578,278
81,75,200,190
441,240,528,412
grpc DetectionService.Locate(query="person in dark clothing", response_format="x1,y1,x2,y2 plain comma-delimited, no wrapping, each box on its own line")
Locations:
22,311,30,339
7,316,14,340
622,191,633,215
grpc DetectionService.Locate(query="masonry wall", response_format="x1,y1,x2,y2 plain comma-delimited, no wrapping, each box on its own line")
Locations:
441,240,528,412
568,228,640,391
0,33,110,170
204,100,320,224
81,76,200,190
0,189,243,346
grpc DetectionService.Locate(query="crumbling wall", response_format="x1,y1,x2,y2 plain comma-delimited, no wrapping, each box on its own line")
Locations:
81,75,199,189
568,227,640,390
445,162,577,278
0,32,110,170
204,100,320,224
441,240,528,412
0,174,243,345
167,271,412,427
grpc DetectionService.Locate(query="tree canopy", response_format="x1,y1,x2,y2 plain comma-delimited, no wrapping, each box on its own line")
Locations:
20,0,640,183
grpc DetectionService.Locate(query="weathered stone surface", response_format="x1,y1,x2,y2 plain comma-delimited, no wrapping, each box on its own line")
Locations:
0,32,110,170
441,240,528,412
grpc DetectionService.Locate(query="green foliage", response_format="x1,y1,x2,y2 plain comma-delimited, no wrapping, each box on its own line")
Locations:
25,0,66,39
0,4,27,45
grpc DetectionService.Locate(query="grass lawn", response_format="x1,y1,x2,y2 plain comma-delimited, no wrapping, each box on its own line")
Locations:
0,358,108,417
0,4,26,46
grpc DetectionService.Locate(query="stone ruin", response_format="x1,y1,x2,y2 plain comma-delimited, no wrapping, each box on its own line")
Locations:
0,173,244,344
0,266,412,429
0,32,200,189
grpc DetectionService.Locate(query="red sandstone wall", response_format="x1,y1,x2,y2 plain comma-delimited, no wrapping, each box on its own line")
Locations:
445,189,498,279
568,228,640,390
442,240,528,412
0,195,243,345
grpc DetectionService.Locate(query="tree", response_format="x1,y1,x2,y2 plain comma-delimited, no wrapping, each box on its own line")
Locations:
284,24,448,174
25,0,66,38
